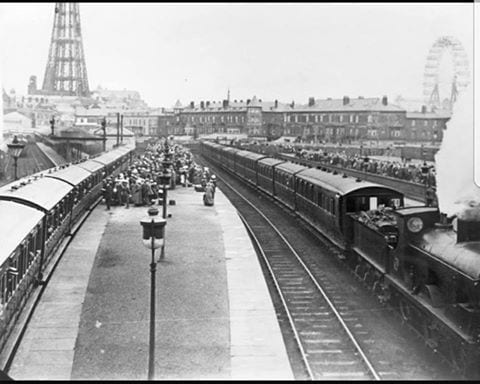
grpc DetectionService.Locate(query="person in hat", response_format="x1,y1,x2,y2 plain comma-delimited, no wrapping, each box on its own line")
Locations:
203,181,215,206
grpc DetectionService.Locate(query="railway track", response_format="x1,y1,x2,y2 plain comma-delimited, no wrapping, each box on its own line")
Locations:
195,152,460,380
234,195,380,379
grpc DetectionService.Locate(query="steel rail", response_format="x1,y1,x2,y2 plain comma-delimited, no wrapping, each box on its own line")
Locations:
238,213,315,380
216,171,381,381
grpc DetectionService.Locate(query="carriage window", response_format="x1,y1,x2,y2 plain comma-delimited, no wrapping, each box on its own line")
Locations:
369,197,378,210
331,198,336,215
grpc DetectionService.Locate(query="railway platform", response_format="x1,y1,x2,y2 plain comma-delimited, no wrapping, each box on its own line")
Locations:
7,186,293,380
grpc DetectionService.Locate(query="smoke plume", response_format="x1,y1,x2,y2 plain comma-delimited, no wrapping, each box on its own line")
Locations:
435,84,480,219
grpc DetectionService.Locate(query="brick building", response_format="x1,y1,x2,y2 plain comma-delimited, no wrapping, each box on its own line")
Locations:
165,95,450,145
404,108,450,143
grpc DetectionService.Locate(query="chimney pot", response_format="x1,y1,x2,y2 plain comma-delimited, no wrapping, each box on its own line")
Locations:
343,96,350,105
382,95,388,106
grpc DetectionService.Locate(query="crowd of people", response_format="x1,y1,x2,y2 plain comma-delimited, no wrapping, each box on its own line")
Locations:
297,150,436,187
101,139,217,210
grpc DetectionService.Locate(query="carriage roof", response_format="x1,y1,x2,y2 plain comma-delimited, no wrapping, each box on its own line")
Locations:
297,167,403,196
0,201,44,266
0,177,73,212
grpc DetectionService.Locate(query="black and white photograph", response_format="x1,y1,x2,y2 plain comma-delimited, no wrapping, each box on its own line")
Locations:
0,1,477,380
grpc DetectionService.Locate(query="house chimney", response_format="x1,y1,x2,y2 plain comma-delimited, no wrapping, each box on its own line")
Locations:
247,99,251,105
343,96,350,105
291,100,295,108
274,99,278,108
222,99,228,108
259,99,262,103
200,101,205,109
190,101,194,109
421,105,427,114
206,101,210,108
382,95,388,106
358,96,364,99
308,97,315,107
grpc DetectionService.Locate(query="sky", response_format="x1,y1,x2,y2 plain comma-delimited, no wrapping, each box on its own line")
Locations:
0,2,474,108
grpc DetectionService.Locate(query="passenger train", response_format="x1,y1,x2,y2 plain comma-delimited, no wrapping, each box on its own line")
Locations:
201,140,480,376
0,144,134,355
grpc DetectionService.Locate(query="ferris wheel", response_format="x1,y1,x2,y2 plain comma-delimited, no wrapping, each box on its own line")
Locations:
423,36,470,109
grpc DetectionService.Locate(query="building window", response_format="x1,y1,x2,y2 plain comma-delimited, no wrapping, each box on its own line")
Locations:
411,120,416,127
349,115,354,123
367,115,373,123
424,120,428,127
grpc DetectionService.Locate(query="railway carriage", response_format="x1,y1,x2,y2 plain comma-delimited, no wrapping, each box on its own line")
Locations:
233,150,266,185
273,162,308,210
222,146,239,173
45,165,100,226
295,168,404,249
90,146,132,177
257,158,285,195
0,177,75,261
0,201,45,348
199,141,480,376
0,143,134,356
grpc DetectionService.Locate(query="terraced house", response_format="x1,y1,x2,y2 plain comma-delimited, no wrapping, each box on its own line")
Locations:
156,95,450,144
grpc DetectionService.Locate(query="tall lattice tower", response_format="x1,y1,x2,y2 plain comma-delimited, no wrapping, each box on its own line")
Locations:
41,3,90,97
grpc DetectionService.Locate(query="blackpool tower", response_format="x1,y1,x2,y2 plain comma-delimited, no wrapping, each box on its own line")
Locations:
40,3,90,97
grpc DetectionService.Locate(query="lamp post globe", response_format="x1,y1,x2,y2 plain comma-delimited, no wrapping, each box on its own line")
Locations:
140,207,167,250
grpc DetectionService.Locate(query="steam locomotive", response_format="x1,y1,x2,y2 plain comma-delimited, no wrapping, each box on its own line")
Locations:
0,144,134,355
200,140,480,376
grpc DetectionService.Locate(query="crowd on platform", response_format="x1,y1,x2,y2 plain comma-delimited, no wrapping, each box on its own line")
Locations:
297,150,436,186
101,139,217,209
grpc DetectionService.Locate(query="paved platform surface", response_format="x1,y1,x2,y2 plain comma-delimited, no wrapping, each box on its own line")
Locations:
8,186,293,380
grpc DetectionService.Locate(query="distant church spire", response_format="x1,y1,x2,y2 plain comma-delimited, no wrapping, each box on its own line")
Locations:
227,87,230,102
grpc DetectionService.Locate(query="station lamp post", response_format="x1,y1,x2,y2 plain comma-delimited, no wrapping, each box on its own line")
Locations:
159,168,171,220
7,136,26,180
101,118,107,151
140,207,167,381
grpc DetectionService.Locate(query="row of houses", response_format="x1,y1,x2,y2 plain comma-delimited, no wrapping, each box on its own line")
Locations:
135,95,451,144
3,88,452,145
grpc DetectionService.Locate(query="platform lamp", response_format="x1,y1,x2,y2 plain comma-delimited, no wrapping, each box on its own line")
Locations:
7,136,26,181
140,207,167,381
421,162,430,187
159,167,172,220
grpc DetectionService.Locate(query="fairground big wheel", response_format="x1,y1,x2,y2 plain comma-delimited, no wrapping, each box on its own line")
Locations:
423,36,470,109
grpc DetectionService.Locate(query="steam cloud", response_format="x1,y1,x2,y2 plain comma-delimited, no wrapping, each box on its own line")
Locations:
435,84,480,219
